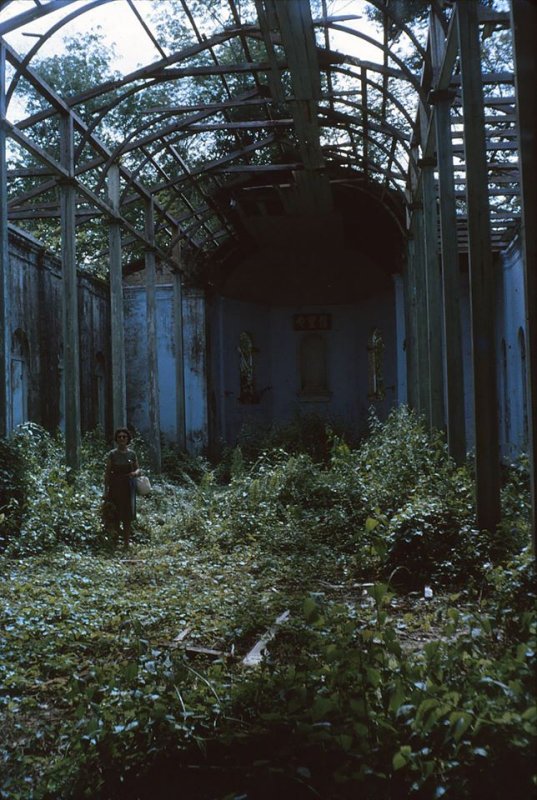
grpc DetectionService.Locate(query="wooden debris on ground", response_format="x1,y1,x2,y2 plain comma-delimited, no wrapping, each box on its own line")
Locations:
242,610,290,666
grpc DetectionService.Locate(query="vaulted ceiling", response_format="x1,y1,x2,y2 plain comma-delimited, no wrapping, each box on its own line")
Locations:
0,0,519,284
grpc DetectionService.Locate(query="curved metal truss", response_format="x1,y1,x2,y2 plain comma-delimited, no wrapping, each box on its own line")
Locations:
0,0,521,272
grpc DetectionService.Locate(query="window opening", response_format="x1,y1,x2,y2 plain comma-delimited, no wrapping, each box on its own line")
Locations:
11,329,29,429
368,328,385,401
238,331,258,404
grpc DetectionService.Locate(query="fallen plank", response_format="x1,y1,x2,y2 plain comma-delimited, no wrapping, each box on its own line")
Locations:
184,645,227,658
172,626,192,644
242,610,290,666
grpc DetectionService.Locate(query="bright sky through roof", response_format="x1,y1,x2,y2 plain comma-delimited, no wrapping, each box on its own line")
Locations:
0,0,382,74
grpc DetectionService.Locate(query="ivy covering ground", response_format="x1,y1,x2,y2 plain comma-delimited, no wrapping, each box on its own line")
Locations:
0,410,535,799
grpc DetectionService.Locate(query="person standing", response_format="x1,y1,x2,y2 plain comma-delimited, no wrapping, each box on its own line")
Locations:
104,427,140,547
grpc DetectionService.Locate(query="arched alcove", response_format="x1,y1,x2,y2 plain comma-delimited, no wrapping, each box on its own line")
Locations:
10,329,30,429
367,328,385,401
238,331,258,404
299,333,330,401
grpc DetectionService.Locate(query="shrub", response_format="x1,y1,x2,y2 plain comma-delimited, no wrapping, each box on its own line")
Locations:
385,498,482,589
352,406,459,516
4,424,106,556
236,411,355,465
161,442,209,485
0,436,27,548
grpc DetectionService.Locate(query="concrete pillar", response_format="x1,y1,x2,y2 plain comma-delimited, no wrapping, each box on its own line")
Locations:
393,272,407,405
432,90,466,464
144,197,161,471
172,237,186,450
403,237,418,410
411,203,431,424
59,113,81,471
457,0,501,530
421,157,445,431
107,163,127,433
0,43,10,437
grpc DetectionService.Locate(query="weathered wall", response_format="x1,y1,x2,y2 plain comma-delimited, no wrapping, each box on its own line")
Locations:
396,233,528,461
208,296,273,446
125,285,175,441
455,241,527,460
208,290,397,446
497,235,528,459
7,225,110,435
124,284,208,454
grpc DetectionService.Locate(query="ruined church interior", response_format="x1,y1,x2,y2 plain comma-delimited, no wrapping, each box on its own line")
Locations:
1,0,535,537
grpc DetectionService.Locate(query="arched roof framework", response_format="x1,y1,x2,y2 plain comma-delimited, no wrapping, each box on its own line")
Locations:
2,0,517,269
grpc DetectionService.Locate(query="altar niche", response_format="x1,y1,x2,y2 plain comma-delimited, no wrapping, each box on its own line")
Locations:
238,331,259,404
298,332,331,402
367,328,385,402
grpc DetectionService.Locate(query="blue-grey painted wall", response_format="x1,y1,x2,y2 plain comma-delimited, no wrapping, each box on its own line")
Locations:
394,234,528,461
393,274,407,406
182,288,208,454
5,225,110,434
459,272,475,453
124,285,177,441
497,236,528,459
208,291,398,446
124,284,208,454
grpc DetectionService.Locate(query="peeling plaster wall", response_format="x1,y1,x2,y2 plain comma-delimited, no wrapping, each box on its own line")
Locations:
182,288,208,454
6,225,110,434
125,285,176,441
456,237,527,460
395,233,527,461
208,296,272,447
122,237,529,460
124,285,208,454
497,236,528,459
393,274,407,405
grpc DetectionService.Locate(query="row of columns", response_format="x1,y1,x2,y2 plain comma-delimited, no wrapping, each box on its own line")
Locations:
0,66,186,471
0,43,10,439
404,0,535,538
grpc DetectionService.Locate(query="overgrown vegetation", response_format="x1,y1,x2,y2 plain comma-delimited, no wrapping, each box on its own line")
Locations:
0,409,535,799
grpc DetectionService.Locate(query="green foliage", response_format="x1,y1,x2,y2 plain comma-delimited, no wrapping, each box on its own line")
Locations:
161,441,210,485
219,591,535,800
179,407,523,590
0,436,27,548
352,407,460,516
236,411,354,465
0,408,533,798
2,424,159,556
3,424,102,556
496,456,532,558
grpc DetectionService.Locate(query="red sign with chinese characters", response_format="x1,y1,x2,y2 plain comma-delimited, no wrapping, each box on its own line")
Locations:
293,313,332,331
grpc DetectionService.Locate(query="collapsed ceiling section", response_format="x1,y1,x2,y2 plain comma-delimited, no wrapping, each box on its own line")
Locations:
0,0,518,278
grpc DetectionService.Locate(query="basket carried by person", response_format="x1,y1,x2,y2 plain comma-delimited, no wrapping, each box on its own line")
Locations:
135,475,152,496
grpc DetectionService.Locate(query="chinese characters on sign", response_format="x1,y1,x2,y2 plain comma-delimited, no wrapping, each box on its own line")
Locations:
293,313,332,331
